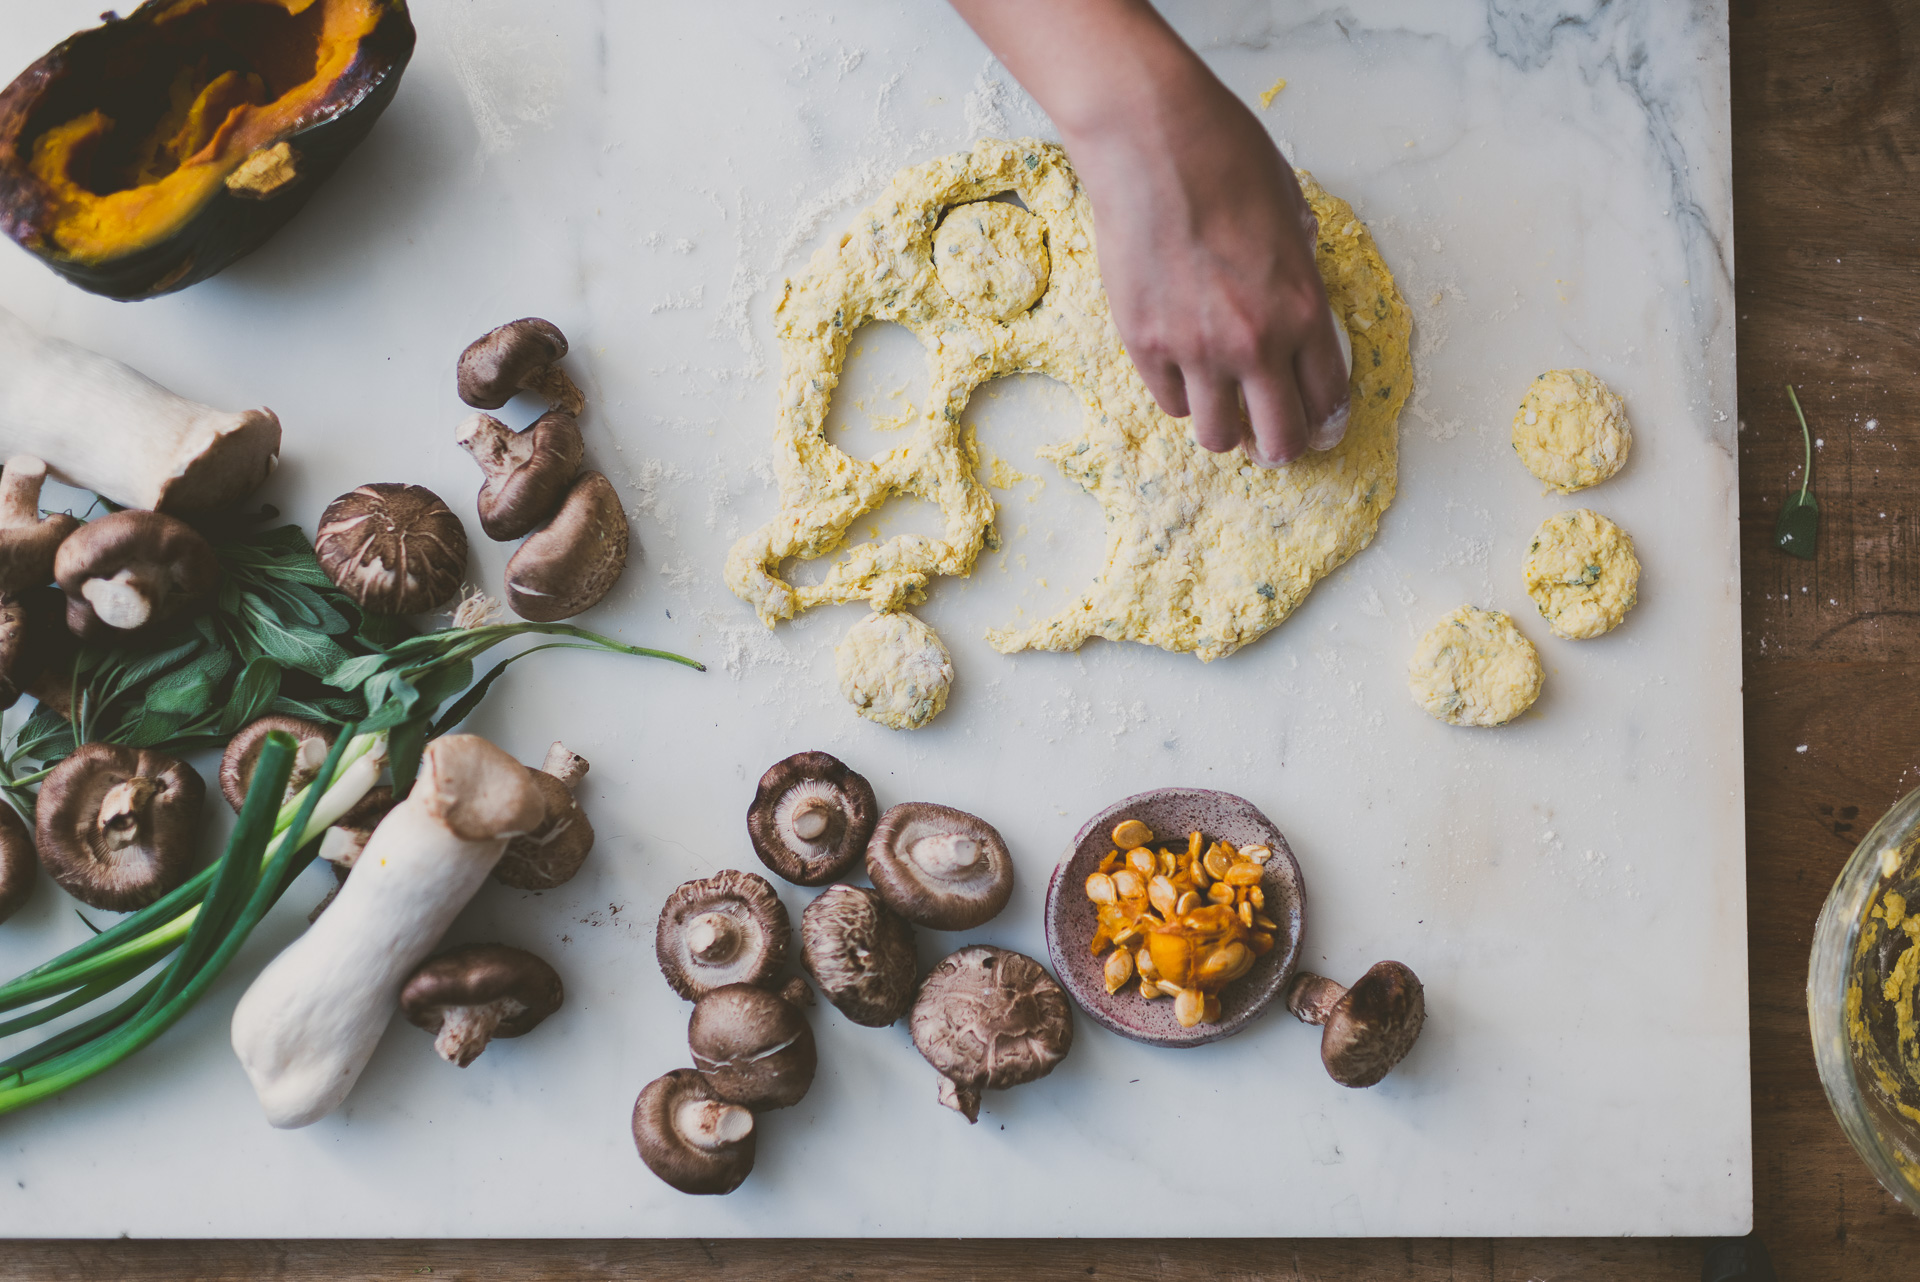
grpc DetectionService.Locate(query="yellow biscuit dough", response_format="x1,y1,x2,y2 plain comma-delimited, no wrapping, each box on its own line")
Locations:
1523,508,1640,639
933,200,1050,323
1511,368,1631,493
1407,605,1543,728
726,138,1411,670
835,610,954,730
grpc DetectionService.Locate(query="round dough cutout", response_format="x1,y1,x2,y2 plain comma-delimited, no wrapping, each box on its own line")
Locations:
1523,508,1640,639
836,610,954,730
1408,605,1543,728
1511,368,1631,493
933,200,1050,322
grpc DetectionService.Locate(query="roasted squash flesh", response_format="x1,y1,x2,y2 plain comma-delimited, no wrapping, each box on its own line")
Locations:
24,0,383,264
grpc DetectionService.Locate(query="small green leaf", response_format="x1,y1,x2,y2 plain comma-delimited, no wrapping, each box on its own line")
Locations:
218,658,283,735
1778,384,1820,560
1776,491,1820,560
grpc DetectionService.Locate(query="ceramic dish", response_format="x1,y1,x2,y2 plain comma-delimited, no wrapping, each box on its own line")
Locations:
1043,787,1306,1048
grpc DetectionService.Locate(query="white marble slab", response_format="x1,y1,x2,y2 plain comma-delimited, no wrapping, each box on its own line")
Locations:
0,0,1744,1238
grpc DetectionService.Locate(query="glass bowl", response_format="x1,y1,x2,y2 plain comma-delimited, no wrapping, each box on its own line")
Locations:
1809,781,1920,1213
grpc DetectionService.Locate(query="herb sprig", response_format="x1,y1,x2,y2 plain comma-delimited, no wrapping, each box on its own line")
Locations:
1775,384,1820,560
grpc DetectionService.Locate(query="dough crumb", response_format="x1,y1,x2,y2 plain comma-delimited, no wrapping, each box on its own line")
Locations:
1523,509,1640,639
1258,77,1288,109
836,611,954,730
1408,605,1543,728
1511,368,1631,492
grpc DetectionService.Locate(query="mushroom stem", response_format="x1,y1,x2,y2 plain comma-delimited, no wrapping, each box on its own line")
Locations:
937,1077,982,1123
910,832,982,877
1285,972,1347,1026
431,997,525,1068
79,566,163,630
523,365,585,417
453,412,521,478
676,1096,755,1151
541,741,588,790
97,776,156,846
790,797,834,842
687,912,742,963
0,456,46,526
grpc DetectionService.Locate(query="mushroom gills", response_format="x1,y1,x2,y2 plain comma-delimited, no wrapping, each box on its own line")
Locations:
655,869,791,999
745,751,878,887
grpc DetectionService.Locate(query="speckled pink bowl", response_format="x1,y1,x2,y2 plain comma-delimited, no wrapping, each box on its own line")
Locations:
1044,788,1306,1048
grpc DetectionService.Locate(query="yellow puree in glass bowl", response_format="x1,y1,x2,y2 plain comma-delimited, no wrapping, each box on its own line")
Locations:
1846,851,1920,1185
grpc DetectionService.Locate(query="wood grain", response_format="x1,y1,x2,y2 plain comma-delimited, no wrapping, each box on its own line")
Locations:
6,0,1920,1277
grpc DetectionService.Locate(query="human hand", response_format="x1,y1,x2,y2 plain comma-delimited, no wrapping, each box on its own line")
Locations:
947,0,1350,466
1064,70,1351,465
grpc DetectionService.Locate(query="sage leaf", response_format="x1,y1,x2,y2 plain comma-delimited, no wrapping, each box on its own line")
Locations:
1777,384,1820,560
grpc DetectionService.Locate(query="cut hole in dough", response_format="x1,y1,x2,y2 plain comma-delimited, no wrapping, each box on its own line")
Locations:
1408,605,1543,728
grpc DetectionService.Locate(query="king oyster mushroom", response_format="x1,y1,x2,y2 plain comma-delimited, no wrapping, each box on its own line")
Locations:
455,410,584,541
0,456,78,593
493,742,594,890
633,1068,756,1195
746,751,878,887
867,801,1013,930
911,945,1073,1123
0,800,35,925
1285,961,1427,1088
503,471,628,622
400,943,565,1067
656,869,791,999
457,318,585,417
800,884,917,1027
53,509,218,638
314,483,469,615
218,715,335,812
688,982,816,1110
36,743,205,911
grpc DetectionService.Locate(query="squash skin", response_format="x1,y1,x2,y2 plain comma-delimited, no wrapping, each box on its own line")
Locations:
0,0,415,301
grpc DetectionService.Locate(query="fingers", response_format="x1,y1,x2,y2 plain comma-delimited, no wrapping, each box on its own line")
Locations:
1186,376,1246,454
1296,304,1353,452
1243,372,1310,466
1136,355,1191,418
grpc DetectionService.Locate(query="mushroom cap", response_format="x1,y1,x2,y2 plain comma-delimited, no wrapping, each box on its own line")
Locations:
866,801,1013,931
316,784,397,871
800,884,917,1027
35,743,205,912
399,942,565,1064
656,869,791,1000
0,585,66,712
0,797,35,926
0,456,79,595
456,410,585,542
688,982,817,1110
53,509,219,639
218,715,335,812
493,768,595,890
457,318,574,410
1314,961,1426,1088
314,484,469,616
745,750,877,887
632,1068,756,1196
503,471,628,622
910,945,1073,1123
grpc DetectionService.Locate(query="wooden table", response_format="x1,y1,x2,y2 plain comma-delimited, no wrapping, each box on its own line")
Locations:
4,0,1916,1275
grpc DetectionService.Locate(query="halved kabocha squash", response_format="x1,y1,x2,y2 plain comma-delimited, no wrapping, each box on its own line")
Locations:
0,0,414,300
